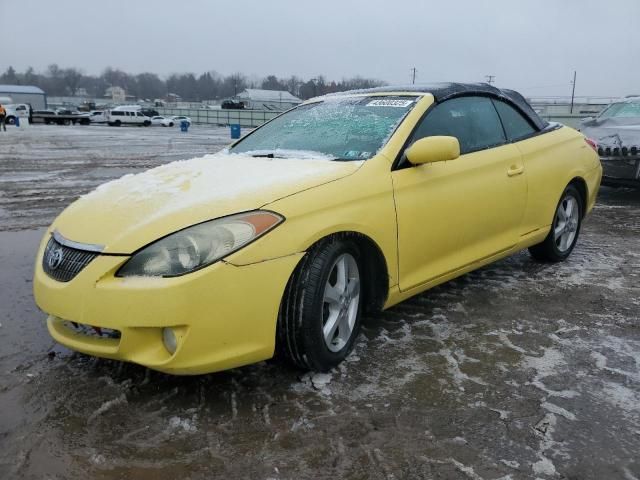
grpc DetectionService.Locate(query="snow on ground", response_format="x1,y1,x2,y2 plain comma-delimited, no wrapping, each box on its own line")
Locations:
0,125,639,479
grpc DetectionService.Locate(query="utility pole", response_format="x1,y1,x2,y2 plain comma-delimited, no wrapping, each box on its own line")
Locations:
485,75,495,85
570,70,577,114
411,67,416,85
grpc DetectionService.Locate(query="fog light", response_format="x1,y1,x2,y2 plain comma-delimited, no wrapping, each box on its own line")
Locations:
163,328,178,354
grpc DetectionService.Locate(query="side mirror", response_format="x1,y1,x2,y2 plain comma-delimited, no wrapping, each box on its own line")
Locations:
405,136,460,165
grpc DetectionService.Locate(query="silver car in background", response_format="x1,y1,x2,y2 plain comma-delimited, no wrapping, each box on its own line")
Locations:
581,97,640,188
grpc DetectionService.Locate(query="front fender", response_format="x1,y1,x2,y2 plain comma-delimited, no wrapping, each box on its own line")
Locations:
225,157,399,287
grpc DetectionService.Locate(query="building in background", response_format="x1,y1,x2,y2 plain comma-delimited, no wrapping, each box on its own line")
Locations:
105,86,126,103
0,85,47,109
236,89,301,111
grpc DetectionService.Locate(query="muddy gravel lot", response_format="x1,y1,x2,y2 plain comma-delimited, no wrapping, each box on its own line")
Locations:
0,125,639,480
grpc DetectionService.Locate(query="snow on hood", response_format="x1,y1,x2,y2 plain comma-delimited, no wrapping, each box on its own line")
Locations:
54,152,362,253
581,117,640,148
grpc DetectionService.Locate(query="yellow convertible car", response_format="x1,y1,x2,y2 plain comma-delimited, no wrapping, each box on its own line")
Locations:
34,83,602,374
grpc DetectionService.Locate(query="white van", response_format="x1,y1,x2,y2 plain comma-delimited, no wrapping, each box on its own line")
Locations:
106,106,151,127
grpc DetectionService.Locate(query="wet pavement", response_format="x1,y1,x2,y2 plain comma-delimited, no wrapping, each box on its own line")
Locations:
0,125,639,479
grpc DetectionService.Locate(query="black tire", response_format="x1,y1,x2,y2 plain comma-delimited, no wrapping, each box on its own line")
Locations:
143,120,151,127
529,184,583,262
6,116,15,125
169,122,174,127
114,120,121,127
277,238,363,372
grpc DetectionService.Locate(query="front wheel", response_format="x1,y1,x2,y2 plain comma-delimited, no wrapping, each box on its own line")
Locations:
277,239,362,371
529,184,583,262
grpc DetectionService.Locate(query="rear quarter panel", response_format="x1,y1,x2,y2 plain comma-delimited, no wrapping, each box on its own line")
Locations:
516,126,601,236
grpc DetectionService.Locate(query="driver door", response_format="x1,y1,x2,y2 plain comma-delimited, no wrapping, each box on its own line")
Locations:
391,96,527,291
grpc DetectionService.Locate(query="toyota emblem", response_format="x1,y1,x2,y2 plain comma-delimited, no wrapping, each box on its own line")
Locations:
47,247,64,270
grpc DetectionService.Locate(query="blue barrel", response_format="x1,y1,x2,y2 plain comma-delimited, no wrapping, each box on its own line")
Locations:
180,120,189,132
230,124,241,139
15,116,20,127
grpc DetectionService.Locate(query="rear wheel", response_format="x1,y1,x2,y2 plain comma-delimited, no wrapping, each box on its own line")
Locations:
277,239,362,371
529,184,583,262
114,120,121,127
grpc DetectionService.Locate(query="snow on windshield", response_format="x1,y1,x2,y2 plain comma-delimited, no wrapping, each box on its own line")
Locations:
230,96,417,160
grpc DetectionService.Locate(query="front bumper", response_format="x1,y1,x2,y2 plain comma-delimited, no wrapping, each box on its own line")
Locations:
34,234,303,375
599,156,640,187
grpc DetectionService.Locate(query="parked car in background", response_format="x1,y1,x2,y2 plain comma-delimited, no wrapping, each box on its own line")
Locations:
34,83,601,375
150,116,174,127
88,111,107,123
580,96,640,188
107,106,151,127
221,99,245,109
141,109,160,118
3,103,31,124
171,115,191,125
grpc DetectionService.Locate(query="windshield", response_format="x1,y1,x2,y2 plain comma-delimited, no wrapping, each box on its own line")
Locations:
229,96,418,160
598,101,640,119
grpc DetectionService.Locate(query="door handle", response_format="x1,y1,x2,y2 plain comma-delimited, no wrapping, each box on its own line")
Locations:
507,165,525,177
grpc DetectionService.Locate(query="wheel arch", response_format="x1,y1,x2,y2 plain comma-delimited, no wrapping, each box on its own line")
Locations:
568,176,588,218
305,231,389,314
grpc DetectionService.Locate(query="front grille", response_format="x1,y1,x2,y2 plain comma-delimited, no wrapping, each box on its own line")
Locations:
61,320,121,339
42,236,99,282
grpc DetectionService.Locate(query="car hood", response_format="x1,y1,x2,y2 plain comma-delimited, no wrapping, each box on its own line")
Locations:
53,153,362,254
581,117,640,148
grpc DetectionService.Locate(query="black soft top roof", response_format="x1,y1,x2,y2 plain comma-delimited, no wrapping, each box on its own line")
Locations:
331,82,548,131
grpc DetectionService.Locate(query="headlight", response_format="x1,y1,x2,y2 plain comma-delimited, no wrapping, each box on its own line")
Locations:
117,211,284,277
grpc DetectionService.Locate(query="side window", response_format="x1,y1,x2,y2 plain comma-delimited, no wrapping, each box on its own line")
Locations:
493,100,536,141
410,96,506,154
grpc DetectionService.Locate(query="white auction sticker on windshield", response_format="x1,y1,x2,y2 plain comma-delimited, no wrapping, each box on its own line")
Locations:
367,99,413,107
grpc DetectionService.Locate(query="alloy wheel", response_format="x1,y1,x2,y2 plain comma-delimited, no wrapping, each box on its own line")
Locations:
322,253,360,352
554,194,580,252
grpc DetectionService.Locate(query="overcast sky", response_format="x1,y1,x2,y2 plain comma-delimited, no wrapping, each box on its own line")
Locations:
1,0,639,98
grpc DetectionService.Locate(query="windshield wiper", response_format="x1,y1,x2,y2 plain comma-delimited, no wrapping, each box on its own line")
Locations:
251,153,275,158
